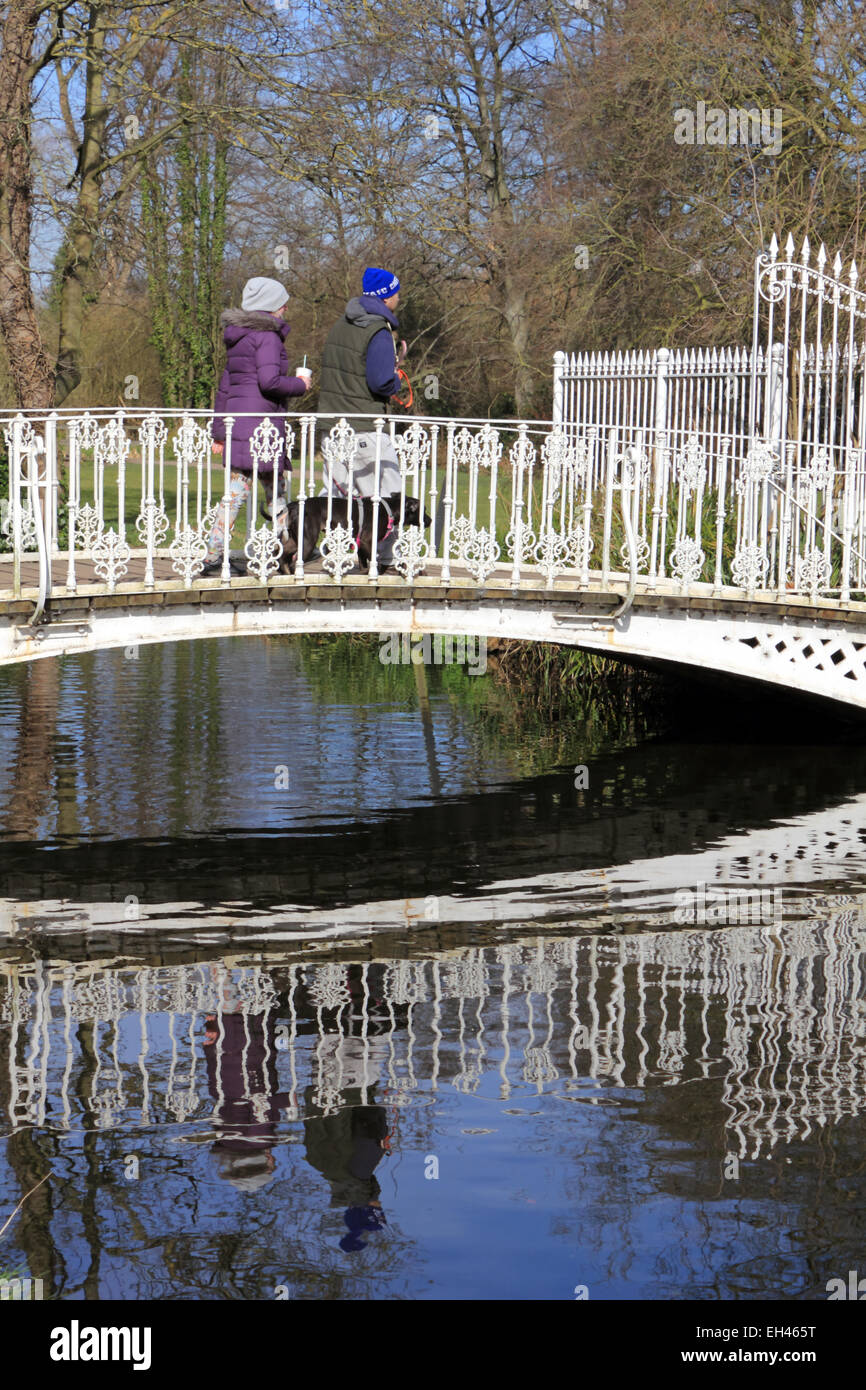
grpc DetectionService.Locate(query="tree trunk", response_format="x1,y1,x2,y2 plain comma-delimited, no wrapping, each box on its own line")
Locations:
0,4,56,408
460,8,533,416
54,2,111,406
500,266,532,416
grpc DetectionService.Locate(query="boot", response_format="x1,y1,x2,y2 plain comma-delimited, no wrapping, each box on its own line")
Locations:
200,556,247,578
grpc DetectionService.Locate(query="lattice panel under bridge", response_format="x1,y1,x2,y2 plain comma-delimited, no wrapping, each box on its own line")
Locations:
724,629,866,686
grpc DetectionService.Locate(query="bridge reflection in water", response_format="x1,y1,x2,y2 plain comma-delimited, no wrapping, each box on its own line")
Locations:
3,917,865,1164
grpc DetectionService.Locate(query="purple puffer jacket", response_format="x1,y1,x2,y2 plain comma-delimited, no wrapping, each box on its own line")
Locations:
212,309,309,473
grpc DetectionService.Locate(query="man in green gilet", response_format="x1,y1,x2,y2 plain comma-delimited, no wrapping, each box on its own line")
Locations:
317,267,407,516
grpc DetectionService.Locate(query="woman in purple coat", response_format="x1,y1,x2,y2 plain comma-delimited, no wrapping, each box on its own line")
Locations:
204,277,312,574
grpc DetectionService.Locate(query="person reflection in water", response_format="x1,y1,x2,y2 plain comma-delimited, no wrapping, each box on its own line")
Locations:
304,1089,390,1251
203,1005,295,1193
297,964,401,1252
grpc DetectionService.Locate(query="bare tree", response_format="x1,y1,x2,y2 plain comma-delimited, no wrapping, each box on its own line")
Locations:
0,3,59,406
0,0,286,407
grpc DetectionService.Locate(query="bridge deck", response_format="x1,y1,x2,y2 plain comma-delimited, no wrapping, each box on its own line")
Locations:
0,551,609,605
0,552,864,624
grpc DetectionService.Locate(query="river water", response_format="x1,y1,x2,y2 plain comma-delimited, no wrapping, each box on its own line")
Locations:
1,637,865,1301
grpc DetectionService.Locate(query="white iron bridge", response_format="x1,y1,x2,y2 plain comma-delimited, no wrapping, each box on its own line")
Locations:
3,235,866,709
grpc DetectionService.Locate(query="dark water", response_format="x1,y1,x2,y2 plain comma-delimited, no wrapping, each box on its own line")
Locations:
1,638,866,1301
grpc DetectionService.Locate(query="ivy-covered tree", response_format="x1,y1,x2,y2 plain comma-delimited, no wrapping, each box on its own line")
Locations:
141,50,228,408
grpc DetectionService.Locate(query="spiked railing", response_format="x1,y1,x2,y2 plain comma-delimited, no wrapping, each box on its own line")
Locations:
553,234,866,599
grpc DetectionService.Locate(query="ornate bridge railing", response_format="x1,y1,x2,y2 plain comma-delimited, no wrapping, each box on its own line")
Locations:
0,408,609,597
2,401,866,612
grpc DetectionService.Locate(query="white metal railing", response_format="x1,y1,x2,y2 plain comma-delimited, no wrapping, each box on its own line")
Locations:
550,236,866,601
0,408,637,603
3,402,866,607
553,343,769,491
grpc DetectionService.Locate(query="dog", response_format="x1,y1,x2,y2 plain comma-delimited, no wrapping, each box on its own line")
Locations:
263,492,431,574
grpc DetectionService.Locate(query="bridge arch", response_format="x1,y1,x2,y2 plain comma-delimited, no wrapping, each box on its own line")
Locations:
2,580,866,711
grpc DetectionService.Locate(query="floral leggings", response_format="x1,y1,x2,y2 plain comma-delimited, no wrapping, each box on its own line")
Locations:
205,472,252,562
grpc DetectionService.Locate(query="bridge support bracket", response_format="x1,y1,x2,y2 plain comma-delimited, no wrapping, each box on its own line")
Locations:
552,614,616,632
12,618,91,646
